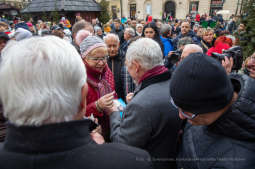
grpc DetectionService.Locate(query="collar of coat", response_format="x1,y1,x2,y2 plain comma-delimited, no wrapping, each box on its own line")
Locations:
4,119,94,153
134,71,171,96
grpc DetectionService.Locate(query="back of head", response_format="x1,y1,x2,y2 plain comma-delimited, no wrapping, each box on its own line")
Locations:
170,53,233,114
15,28,32,41
0,36,86,126
126,38,163,70
160,24,172,37
72,19,93,36
177,37,193,49
215,36,233,47
125,27,135,37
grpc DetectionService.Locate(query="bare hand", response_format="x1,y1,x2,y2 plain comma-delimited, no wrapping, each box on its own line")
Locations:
97,92,115,112
126,93,134,103
222,56,233,74
90,131,105,144
167,51,174,58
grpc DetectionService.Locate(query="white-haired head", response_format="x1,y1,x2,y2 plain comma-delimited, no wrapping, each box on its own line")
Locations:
126,38,163,70
103,33,120,43
0,36,86,126
125,27,135,37
181,44,203,60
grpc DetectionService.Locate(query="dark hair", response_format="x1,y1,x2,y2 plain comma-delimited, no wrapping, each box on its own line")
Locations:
142,22,164,54
114,19,121,23
142,22,160,40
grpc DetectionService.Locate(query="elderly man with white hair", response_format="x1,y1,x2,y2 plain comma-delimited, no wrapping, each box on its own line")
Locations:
0,36,153,169
120,27,136,58
104,33,125,101
109,38,182,169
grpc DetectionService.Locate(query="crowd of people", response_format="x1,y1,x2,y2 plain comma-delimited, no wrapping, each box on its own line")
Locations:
0,13,255,169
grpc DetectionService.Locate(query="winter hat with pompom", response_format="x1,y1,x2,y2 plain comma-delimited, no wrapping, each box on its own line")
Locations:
76,30,106,58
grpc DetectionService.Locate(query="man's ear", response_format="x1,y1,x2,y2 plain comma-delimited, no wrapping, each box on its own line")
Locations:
133,60,141,73
74,83,88,120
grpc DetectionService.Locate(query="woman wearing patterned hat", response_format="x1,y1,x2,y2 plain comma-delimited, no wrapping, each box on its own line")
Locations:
76,30,116,142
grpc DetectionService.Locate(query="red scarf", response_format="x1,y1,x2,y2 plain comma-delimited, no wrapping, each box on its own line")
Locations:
139,65,168,84
84,61,115,97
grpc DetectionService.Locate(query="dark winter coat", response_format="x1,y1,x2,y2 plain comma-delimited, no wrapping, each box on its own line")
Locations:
107,53,125,101
0,119,153,169
110,71,182,169
177,74,255,169
172,31,201,50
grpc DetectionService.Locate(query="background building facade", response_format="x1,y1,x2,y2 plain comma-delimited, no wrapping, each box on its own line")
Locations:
98,0,239,20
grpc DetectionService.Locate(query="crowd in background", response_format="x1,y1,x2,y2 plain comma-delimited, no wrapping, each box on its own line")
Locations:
0,12,255,169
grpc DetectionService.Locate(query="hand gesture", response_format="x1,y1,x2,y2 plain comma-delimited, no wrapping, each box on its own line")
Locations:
222,56,233,74
97,92,115,113
126,93,134,103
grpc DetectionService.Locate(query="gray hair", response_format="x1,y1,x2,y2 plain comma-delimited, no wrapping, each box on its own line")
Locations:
103,33,120,43
0,36,86,126
177,37,193,49
126,38,163,70
94,26,102,33
160,24,172,37
183,44,203,54
125,27,135,37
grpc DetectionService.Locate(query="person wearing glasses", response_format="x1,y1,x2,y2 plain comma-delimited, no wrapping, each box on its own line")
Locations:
170,52,255,169
0,36,153,169
76,30,116,142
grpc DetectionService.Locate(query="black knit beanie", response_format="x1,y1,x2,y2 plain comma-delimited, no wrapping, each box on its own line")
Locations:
170,52,234,114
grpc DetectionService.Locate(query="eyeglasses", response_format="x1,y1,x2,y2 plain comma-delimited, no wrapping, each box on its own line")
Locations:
170,98,197,120
180,111,197,120
86,56,108,62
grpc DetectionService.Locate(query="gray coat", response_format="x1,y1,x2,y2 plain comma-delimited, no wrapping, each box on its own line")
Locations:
110,71,182,169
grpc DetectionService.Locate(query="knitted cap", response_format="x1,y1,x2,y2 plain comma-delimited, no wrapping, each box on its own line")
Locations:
76,30,106,58
170,52,234,114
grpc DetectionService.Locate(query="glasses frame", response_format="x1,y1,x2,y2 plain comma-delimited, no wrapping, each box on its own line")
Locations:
170,98,197,120
86,55,108,63
180,111,197,120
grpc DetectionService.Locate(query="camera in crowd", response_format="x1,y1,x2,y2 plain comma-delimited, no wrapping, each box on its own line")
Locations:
211,46,243,71
167,49,183,65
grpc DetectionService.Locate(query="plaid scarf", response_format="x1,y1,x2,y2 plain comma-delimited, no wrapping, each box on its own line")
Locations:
85,61,115,97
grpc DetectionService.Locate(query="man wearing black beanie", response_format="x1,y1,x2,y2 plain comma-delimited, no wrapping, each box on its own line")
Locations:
170,52,255,169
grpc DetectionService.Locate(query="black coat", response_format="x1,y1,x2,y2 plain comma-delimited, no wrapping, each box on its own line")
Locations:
110,71,182,169
0,119,153,169
107,54,125,101
177,74,255,169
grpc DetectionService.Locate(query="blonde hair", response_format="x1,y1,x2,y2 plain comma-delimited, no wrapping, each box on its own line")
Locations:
202,28,214,36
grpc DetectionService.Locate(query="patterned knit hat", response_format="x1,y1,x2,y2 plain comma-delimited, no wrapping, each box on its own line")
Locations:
76,30,106,58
